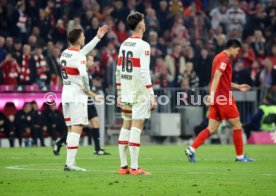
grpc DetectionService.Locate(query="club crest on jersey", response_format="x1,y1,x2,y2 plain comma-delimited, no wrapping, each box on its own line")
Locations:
145,51,150,56
220,62,227,70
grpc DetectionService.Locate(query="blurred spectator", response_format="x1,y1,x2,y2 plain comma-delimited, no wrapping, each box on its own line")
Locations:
196,47,212,87
214,34,226,54
11,1,29,43
152,57,169,88
268,44,276,66
0,54,20,85
145,8,159,32
115,20,129,44
226,0,246,38
47,47,61,85
28,35,37,49
30,101,46,146
18,44,36,85
44,103,67,142
171,17,190,45
100,40,118,87
156,0,171,36
251,30,266,59
165,44,186,87
209,1,228,30
0,36,7,63
0,111,14,147
240,42,256,68
33,46,47,88
5,37,13,53
181,78,190,90
11,39,23,60
259,58,273,87
31,26,45,47
244,95,276,139
85,17,99,44
14,102,32,147
250,61,261,87
0,1,10,37
81,9,93,29
184,62,199,88
184,46,196,66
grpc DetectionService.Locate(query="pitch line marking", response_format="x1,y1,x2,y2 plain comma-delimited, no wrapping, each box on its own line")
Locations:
5,164,276,176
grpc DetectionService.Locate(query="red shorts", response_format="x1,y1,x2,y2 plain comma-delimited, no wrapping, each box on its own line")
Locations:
208,100,240,121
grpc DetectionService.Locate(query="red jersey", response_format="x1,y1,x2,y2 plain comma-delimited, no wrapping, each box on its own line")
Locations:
210,51,232,98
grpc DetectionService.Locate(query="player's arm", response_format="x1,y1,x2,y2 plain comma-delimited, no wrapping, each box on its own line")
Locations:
231,82,251,92
78,64,90,94
140,43,157,111
210,70,222,97
80,25,109,55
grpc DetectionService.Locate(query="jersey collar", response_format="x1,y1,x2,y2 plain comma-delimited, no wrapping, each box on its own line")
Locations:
130,36,142,39
68,47,80,51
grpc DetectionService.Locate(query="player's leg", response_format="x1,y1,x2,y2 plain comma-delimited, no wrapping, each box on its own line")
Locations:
186,119,220,162
53,131,67,155
228,117,255,162
65,125,85,170
54,103,70,155
88,104,110,155
186,105,221,162
128,101,151,175
118,103,132,174
64,102,88,171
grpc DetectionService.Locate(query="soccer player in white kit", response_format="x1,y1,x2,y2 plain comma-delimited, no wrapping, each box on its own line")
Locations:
116,12,157,175
60,25,109,171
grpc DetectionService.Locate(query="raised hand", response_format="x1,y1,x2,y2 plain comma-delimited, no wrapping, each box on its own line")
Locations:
96,25,109,39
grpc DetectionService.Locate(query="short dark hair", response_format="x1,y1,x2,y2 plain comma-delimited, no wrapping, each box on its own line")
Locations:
127,12,144,30
67,28,83,44
225,39,241,49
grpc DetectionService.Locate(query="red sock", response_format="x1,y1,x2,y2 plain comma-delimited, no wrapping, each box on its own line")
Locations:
232,129,243,156
191,129,211,149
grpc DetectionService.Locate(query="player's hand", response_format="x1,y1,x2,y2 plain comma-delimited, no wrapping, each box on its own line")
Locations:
205,95,214,106
239,84,251,92
149,96,157,112
117,96,122,108
96,25,109,39
95,94,104,102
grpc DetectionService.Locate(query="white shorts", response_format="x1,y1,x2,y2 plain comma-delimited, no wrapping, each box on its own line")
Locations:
121,100,151,120
62,102,88,126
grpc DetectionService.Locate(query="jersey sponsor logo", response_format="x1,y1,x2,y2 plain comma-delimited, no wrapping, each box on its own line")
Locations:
220,62,227,70
145,51,150,56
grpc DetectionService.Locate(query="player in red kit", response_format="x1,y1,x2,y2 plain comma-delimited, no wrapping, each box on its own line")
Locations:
185,39,255,162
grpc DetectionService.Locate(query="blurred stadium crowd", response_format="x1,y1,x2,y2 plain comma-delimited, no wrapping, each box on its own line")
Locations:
0,0,275,89
0,0,276,146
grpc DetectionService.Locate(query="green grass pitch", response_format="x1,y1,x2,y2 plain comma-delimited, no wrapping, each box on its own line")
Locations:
0,145,276,196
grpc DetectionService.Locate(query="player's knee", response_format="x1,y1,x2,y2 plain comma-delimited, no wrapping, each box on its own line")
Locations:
122,120,132,130
131,120,144,130
207,127,217,134
91,118,99,128
232,123,242,130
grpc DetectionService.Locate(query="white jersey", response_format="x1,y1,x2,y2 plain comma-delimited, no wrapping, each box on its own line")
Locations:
116,36,154,103
60,36,100,103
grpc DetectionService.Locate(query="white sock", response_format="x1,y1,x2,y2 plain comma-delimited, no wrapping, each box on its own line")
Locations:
118,128,130,167
189,146,195,153
66,132,80,166
129,127,142,170
236,155,244,159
